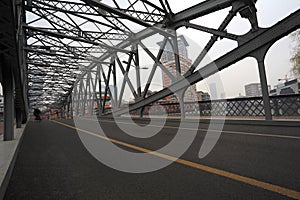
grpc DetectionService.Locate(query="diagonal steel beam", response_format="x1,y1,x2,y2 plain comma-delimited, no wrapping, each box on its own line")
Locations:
76,1,239,81
82,0,151,27
26,2,129,33
24,26,131,53
142,37,168,98
183,22,240,41
138,40,176,82
171,0,233,24
115,55,138,101
184,6,238,75
111,9,300,116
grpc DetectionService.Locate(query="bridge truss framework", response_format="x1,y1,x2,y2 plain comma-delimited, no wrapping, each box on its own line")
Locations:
0,0,300,140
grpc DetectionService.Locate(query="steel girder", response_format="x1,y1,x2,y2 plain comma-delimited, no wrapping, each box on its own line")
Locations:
0,0,28,140
77,0,252,77
21,0,300,120
112,9,300,116
23,0,163,109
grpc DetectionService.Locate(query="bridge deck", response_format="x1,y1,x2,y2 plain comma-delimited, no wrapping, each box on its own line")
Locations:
3,119,300,200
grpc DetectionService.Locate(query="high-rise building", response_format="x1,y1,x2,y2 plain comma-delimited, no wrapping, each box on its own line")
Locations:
245,83,261,97
209,82,218,99
158,35,197,102
196,91,210,101
220,92,226,99
244,83,271,97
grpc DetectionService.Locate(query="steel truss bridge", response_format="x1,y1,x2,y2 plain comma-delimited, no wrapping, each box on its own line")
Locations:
0,0,300,140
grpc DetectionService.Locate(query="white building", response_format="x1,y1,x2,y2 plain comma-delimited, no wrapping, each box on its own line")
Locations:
270,79,300,95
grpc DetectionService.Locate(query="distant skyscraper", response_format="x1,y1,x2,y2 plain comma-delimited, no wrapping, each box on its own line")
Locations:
220,92,226,99
209,83,218,99
158,35,197,102
245,83,271,97
196,91,210,101
244,83,261,97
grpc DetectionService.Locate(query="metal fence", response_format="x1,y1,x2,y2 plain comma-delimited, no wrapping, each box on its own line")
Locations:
129,94,300,117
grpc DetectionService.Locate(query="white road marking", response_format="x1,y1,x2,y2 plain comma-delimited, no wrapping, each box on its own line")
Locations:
79,117,300,140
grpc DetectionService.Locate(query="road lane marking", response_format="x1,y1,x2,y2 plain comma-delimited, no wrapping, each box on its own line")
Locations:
53,120,300,200
81,117,300,140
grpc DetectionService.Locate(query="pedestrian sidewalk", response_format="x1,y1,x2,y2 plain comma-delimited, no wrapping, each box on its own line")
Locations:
0,124,27,199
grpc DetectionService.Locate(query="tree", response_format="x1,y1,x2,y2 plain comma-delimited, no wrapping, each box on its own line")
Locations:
290,30,300,78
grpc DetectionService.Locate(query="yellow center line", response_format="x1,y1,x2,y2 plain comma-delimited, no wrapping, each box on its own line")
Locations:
52,120,300,200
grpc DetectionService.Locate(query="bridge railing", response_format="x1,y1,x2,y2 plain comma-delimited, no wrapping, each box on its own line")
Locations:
129,94,300,117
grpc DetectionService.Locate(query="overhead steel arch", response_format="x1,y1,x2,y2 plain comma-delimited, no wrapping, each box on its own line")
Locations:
23,0,300,118
1,0,300,140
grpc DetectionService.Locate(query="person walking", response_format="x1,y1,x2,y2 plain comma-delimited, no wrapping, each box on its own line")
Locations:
33,108,42,120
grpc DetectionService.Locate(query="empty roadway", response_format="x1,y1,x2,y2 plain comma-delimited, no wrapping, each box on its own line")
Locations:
4,118,300,200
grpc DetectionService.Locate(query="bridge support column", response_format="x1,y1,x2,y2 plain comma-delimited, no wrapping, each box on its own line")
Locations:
255,50,272,121
15,87,22,128
177,89,186,119
16,108,22,128
3,64,14,141
69,95,73,119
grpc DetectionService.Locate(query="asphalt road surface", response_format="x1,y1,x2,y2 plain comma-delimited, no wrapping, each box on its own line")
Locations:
4,118,300,200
